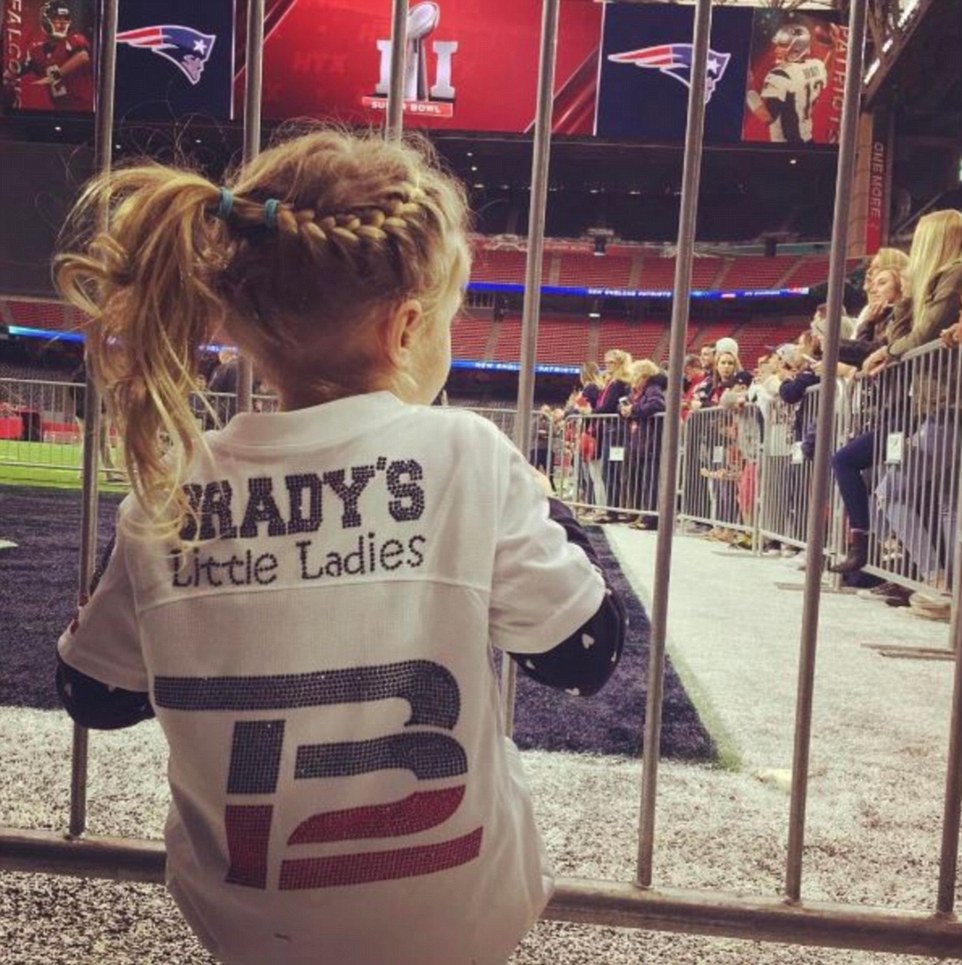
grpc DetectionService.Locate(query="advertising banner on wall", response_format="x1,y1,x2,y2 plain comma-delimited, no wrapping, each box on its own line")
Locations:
114,0,235,120
864,112,889,254
741,9,847,146
1,0,96,113
596,4,846,147
246,0,602,133
596,3,754,143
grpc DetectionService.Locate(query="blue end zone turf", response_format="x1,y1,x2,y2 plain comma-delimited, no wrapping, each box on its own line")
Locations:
0,486,716,763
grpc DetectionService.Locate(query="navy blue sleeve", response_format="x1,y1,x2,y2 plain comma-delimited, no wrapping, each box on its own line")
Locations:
631,384,666,422
56,656,155,730
508,498,626,697
778,369,819,404
56,533,155,730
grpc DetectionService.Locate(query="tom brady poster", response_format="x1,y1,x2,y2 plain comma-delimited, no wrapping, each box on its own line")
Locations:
742,10,848,146
2,0,96,113
114,0,235,120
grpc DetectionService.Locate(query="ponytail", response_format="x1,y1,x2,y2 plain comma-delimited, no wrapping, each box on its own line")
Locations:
56,165,227,542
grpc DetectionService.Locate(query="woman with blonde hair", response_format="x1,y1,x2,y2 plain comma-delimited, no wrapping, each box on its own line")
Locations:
831,209,962,576
52,128,626,965
591,348,633,521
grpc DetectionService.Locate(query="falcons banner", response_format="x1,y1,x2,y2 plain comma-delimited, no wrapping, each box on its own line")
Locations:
1,0,96,113
114,0,235,120
246,0,602,133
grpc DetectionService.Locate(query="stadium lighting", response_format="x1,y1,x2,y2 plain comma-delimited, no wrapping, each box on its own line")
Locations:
789,157,797,165
588,311,601,319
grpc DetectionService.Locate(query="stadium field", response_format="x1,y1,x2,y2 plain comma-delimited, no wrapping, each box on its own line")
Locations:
0,440,127,490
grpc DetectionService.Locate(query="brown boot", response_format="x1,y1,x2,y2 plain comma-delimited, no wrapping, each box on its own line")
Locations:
828,529,868,574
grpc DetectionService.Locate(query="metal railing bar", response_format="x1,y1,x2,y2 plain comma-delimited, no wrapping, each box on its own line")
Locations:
2,830,960,958
500,0,560,733
784,0,868,904
637,0,713,888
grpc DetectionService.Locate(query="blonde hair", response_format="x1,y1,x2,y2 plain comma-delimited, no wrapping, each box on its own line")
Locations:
904,210,962,325
631,359,660,387
869,246,909,277
602,349,633,382
715,350,742,374
55,128,471,542
580,361,602,387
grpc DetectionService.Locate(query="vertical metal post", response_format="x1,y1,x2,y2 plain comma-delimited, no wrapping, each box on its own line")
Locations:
785,0,867,903
500,0,560,731
385,0,409,140
70,0,121,840
636,0,713,888
936,353,962,913
236,0,266,414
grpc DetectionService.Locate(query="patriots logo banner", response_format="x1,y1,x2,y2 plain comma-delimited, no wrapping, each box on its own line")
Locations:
116,25,216,86
608,44,731,103
596,3,754,143
113,0,234,120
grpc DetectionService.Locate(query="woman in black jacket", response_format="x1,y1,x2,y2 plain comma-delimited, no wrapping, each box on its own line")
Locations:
592,349,633,522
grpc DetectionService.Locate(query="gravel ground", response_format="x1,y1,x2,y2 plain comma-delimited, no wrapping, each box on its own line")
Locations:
1,527,959,963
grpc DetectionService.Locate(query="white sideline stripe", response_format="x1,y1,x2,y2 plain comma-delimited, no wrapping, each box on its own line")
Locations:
0,540,17,550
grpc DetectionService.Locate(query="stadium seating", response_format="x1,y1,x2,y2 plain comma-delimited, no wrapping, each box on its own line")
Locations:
451,314,492,359
597,320,666,361
714,256,797,290
555,252,636,288
468,247,831,293
488,316,591,366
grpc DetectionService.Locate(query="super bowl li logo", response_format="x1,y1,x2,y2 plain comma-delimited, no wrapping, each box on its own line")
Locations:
363,1,457,118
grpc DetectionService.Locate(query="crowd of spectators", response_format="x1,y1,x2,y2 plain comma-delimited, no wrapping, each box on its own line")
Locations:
539,208,962,623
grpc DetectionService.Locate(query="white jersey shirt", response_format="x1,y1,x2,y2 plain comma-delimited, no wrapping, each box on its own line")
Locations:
59,391,605,965
761,57,827,143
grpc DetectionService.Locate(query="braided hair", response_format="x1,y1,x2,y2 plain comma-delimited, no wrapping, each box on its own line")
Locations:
55,128,471,542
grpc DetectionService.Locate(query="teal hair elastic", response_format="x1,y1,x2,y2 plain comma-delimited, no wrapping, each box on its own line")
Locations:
263,199,280,230
215,187,234,221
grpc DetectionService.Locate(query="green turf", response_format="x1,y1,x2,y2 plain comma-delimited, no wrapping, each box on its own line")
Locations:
0,440,128,491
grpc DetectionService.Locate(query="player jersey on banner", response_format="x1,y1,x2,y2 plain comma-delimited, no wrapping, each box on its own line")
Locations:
20,32,92,110
59,392,605,965
760,57,826,143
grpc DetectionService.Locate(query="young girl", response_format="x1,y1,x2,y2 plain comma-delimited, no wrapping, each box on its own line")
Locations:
54,129,625,965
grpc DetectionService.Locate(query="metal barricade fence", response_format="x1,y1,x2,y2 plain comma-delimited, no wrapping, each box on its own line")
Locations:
1,363,957,604
547,412,666,521
860,340,962,595
755,381,850,564
678,404,758,542
0,376,114,475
